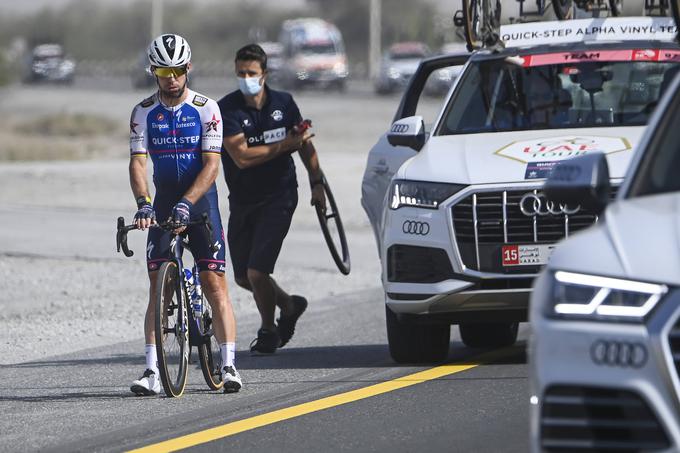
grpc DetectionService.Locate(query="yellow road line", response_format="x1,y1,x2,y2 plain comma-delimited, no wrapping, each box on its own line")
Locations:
129,350,509,453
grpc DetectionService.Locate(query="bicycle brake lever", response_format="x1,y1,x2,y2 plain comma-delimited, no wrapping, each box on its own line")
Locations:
116,217,134,257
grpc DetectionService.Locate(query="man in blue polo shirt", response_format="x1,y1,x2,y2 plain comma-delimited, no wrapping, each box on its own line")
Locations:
218,43,325,354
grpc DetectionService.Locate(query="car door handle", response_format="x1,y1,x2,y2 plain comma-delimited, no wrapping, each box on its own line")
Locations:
372,164,389,174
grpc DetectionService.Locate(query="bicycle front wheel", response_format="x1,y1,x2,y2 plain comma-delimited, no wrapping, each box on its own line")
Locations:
197,304,224,391
155,261,189,397
553,0,575,19
608,0,623,15
462,0,483,51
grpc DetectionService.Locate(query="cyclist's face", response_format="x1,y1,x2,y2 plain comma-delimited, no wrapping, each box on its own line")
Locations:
154,63,190,98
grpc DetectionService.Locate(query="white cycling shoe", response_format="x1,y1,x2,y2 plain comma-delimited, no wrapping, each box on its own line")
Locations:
222,366,242,393
130,369,161,396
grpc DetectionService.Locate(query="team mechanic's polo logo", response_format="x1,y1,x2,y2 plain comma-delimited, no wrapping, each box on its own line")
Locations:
391,124,409,133
271,110,283,121
205,114,221,132
519,192,580,216
402,220,430,235
590,340,648,369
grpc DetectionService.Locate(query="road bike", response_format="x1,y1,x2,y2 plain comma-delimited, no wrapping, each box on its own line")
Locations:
116,215,223,397
553,0,622,19
455,0,503,51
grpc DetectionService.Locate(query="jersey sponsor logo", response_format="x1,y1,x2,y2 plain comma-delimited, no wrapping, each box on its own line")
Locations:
141,97,154,108
271,110,283,121
205,113,221,132
243,119,251,127
151,135,200,145
192,95,208,106
130,121,139,134
175,121,197,129
263,127,286,144
152,122,169,130
247,135,263,145
181,115,196,122
156,113,165,121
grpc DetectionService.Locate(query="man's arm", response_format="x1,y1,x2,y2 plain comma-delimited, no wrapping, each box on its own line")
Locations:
181,152,220,204
223,129,312,169
129,155,154,229
298,140,326,210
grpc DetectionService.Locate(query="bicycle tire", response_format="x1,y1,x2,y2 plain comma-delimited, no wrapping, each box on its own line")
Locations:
314,177,351,275
155,261,189,397
669,0,679,20
197,304,224,391
462,0,482,51
553,0,575,19
608,0,623,15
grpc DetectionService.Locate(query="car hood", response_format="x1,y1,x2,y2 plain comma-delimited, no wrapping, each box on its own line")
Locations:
548,192,680,286
294,54,344,70
397,127,644,184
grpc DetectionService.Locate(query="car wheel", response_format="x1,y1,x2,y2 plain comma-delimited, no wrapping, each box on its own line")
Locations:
385,305,450,364
459,322,519,349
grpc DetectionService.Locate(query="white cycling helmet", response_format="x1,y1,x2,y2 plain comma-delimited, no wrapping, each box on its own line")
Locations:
148,34,191,67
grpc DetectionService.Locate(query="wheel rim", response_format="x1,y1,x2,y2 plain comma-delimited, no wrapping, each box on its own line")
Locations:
315,178,351,275
200,308,224,390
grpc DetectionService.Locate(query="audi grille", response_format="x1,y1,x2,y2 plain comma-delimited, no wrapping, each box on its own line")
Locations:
452,187,618,273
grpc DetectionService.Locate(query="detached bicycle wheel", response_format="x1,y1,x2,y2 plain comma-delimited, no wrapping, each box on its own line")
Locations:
553,0,575,19
462,0,483,51
315,177,351,275
155,261,189,397
198,303,223,391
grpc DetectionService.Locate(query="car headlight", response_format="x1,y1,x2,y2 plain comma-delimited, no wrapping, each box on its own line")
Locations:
549,271,668,322
388,67,401,79
389,180,465,210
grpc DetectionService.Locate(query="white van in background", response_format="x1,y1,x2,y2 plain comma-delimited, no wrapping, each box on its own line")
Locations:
278,17,348,91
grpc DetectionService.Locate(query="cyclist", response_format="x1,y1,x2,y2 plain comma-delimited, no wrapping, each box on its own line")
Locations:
128,34,241,395
218,44,325,354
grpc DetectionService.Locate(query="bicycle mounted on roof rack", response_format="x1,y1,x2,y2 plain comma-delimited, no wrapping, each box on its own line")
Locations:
454,0,680,51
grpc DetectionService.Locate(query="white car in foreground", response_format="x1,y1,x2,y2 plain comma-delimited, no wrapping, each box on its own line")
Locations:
360,17,680,363
529,52,680,453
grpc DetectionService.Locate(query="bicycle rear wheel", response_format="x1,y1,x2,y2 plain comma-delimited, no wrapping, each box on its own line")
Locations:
462,0,483,51
553,0,575,19
155,261,189,397
197,303,224,391
315,177,351,275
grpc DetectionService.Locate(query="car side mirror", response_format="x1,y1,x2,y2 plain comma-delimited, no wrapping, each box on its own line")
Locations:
387,116,426,151
543,152,611,215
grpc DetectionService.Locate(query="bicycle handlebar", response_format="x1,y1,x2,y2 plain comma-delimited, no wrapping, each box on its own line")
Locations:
116,213,214,258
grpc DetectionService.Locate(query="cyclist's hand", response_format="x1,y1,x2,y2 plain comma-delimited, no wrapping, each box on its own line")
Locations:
134,203,155,230
169,198,192,232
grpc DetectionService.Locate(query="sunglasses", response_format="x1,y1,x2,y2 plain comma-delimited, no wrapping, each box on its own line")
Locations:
152,66,188,78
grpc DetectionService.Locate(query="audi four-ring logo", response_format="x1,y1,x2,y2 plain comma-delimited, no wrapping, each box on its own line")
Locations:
391,124,410,133
590,340,648,369
519,192,581,216
402,220,430,235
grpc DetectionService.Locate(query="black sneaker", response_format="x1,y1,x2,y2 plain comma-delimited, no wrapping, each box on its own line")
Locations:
249,328,280,354
277,295,308,348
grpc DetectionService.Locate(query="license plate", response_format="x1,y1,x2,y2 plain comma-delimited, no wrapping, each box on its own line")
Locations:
502,244,555,266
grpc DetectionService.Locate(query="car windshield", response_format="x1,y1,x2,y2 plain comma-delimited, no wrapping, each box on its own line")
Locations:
437,49,680,135
299,42,337,54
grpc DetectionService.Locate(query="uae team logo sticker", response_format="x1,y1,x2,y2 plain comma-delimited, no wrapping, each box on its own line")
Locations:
495,135,631,164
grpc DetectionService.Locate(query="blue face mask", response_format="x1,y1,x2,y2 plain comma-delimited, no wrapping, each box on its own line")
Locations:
238,76,262,96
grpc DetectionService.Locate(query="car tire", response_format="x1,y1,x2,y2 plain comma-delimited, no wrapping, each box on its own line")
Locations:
459,322,519,349
385,306,450,363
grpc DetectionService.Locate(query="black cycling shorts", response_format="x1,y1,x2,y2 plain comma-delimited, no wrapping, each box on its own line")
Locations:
146,190,226,274
227,191,298,279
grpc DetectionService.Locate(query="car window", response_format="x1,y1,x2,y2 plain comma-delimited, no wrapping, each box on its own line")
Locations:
629,89,680,197
436,51,680,135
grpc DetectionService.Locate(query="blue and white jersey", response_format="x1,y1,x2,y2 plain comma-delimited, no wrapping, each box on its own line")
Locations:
129,89,223,194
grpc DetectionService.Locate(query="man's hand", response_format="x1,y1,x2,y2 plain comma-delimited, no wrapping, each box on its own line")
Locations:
134,203,155,230
169,198,192,233
311,181,326,212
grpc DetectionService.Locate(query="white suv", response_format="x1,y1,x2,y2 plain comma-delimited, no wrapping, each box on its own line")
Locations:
529,49,680,453
360,17,680,363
